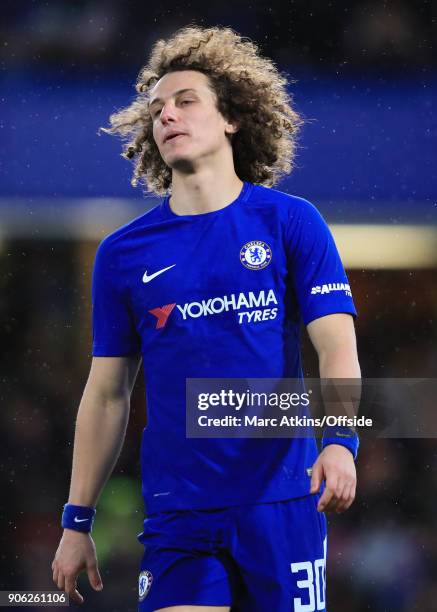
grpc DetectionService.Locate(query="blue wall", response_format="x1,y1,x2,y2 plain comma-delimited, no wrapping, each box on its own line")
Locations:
3,71,436,221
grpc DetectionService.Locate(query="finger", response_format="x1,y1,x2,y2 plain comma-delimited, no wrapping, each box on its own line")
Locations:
52,566,58,585
318,487,334,512
331,478,348,510
318,476,338,512
65,575,84,605
72,589,84,605
343,483,357,511
334,482,351,513
330,477,352,512
86,562,103,591
323,492,339,513
310,461,323,494
338,477,357,512
56,571,65,592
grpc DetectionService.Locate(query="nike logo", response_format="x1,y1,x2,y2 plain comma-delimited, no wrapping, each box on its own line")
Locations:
142,264,176,283
74,517,89,523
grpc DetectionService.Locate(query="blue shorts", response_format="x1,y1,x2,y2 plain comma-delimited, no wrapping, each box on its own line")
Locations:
137,494,327,611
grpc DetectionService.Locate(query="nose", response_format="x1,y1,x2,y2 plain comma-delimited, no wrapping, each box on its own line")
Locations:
160,102,178,125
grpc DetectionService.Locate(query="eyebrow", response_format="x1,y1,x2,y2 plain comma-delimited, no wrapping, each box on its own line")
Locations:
148,88,198,109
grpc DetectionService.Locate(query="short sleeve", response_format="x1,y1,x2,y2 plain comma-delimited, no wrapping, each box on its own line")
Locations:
91,239,141,356
285,198,358,326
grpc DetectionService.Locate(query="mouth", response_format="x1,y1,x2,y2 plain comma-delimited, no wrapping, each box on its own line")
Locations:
164,133,187,144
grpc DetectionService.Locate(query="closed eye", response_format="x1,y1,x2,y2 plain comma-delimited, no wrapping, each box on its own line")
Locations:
151,99,195,119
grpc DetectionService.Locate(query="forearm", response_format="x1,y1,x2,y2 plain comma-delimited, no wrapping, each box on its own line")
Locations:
318,346,361,419
67,385,130,507
318,345,361,379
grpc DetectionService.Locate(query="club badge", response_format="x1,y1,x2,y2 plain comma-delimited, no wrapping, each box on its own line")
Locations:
139,570,153,601
240,240,272,270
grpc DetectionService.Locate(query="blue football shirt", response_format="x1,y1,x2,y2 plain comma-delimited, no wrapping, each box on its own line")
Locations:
92,181,357,514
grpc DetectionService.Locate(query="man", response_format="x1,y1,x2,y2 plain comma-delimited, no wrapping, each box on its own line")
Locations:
52,26,360,611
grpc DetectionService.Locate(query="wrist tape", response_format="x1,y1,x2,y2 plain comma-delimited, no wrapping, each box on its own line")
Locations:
321,426,360,460
61,503,96,533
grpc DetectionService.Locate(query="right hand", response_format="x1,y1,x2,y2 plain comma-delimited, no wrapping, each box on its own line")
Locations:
51,529,103,604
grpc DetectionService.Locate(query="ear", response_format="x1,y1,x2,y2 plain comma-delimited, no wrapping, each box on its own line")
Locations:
224,120,239,135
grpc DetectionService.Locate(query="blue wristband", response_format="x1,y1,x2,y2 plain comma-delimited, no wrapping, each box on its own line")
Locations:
321,426,360,460
61,504,96,533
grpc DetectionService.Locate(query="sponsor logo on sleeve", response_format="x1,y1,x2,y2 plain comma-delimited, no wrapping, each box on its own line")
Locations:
311,282,352,297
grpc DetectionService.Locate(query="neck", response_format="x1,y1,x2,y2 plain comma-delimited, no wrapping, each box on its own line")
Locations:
169,165,244,216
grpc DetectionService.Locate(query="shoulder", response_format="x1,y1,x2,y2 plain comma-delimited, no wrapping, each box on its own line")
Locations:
248,185,334,256
249,183,323,223
95,200,164,260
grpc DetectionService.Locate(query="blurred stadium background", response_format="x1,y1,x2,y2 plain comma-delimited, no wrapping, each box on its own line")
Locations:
1,1,436,610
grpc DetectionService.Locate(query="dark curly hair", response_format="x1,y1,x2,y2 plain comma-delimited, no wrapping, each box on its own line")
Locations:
101,25,304,196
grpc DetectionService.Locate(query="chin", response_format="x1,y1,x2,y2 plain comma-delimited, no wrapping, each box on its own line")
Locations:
167,156,196,173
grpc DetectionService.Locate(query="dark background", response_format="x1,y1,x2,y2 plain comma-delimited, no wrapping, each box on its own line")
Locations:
1,1,436,611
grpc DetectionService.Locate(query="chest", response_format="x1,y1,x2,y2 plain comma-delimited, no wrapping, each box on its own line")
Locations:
120,215,291,336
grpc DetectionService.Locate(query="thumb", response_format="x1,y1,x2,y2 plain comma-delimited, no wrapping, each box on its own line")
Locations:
310,460,324,494
87,562,103,591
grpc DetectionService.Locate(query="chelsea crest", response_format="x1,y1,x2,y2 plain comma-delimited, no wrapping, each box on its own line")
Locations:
240,240,272,270
138,570,153,601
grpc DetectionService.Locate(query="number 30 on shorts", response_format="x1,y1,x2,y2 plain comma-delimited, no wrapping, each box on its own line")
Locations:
290,538,327,611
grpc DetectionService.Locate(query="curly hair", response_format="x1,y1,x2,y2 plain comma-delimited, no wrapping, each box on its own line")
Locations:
101,25,304,196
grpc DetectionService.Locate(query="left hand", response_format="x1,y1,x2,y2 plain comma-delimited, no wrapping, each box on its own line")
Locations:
310,444,357,513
